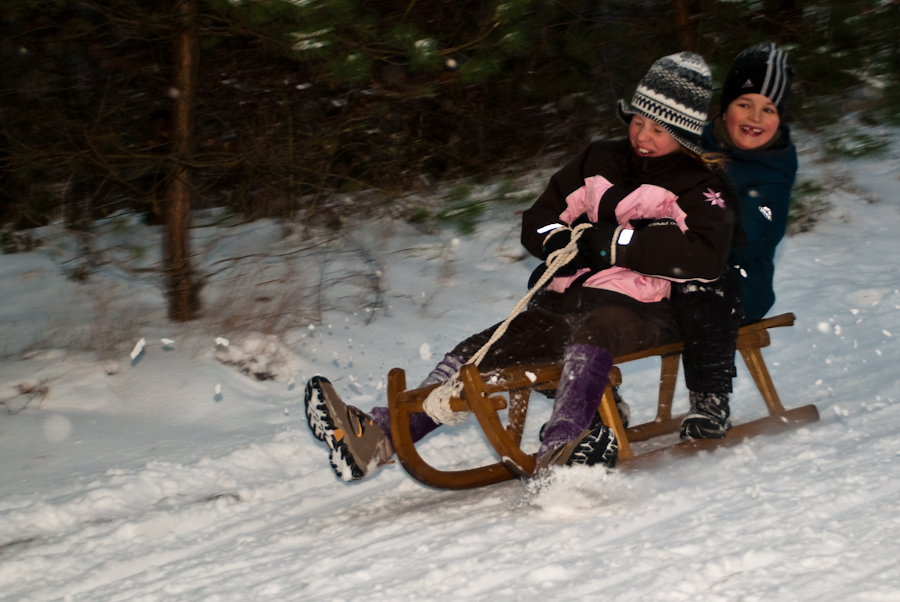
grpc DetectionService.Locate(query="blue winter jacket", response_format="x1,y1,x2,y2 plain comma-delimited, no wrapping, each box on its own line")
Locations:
701,120,798,323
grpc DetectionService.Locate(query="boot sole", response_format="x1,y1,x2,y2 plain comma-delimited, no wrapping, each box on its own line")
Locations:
304,376,368,481
568,426,619,468
304,376,335,443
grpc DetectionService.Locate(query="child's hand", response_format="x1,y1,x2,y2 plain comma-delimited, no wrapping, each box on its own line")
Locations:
576,222,619,271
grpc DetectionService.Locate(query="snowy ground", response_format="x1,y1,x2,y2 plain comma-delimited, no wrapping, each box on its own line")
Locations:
2,128,900,602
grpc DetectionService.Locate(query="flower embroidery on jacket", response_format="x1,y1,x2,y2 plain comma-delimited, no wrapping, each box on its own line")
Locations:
703,188,725,209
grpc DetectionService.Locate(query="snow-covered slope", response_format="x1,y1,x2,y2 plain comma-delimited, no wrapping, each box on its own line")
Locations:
1,134,899,602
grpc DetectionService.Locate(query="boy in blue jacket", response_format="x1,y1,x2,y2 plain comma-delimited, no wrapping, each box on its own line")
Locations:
674,42,798,439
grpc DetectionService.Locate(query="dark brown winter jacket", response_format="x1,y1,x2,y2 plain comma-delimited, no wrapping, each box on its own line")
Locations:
521,139,735,283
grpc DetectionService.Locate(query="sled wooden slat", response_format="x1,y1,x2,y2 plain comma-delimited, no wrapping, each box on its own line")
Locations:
619,403,820,469
387,312,818,489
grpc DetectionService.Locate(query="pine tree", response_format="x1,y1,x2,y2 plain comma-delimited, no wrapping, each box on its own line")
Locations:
7,0,900,322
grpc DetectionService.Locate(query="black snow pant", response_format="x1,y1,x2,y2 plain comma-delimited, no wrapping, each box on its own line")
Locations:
450,285,682,371
670,264,743,395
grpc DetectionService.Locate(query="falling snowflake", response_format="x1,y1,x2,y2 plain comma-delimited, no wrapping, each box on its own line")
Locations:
130,338,146,360
703,188,725,209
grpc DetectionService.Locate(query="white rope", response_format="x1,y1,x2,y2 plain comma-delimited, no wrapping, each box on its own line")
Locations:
422,378,467,425
422,223,592,425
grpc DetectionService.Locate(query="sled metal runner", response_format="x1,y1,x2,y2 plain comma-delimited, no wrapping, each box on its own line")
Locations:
387,312,819,490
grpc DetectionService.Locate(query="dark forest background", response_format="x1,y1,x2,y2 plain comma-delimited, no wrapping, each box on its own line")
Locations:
2,0,899,319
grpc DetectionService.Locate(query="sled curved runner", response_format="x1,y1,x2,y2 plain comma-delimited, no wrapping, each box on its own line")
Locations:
387,312,819,489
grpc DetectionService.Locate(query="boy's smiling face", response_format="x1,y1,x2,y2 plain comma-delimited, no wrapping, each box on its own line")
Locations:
724,93,780,150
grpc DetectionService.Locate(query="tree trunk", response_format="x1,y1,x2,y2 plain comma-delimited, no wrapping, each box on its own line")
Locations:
672,0,696,51
165,0,200,321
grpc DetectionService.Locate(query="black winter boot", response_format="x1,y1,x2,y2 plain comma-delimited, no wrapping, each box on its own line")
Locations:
680,391,731,439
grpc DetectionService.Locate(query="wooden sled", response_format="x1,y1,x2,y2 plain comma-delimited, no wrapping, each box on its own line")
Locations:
387,312,819,490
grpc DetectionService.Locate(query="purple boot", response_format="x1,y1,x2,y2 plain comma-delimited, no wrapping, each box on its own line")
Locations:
537,343,618,469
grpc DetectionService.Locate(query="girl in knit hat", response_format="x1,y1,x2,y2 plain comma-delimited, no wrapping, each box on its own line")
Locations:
672,42,797,439
305,52,737,481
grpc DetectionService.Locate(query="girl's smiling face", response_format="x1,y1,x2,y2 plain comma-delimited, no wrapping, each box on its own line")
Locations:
724,93,780,150
628,115,681,158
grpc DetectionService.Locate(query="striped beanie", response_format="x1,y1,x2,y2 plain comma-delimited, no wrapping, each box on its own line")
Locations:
720,42,792,116
617,52,712,155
